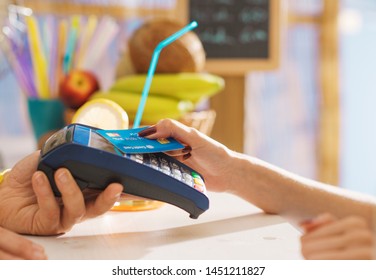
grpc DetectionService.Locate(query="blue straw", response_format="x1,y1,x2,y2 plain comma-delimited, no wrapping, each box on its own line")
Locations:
132,21,198,128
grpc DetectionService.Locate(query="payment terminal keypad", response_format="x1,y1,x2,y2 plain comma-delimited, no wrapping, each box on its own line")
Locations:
126,153,207,194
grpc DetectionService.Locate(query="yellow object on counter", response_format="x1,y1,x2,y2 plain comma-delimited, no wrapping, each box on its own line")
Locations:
111,199,164,212
0,169,11,185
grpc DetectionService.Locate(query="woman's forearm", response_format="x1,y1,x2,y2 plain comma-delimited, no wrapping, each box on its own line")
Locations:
228,151,376,226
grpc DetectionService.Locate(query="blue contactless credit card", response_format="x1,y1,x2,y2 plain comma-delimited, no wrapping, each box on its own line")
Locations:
96,127,184,154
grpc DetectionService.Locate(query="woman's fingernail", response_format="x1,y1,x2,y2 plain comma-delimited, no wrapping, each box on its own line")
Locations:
182,146,192,153
183,153,191,160
138,126,157,137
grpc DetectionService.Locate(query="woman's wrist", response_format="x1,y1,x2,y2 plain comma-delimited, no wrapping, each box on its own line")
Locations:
225,151,252,195
226,153,279,214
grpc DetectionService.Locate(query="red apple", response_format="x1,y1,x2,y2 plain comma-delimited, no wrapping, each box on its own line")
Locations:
59,70,100,109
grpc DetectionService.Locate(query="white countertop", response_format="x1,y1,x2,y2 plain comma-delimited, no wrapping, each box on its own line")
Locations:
27,192,302,260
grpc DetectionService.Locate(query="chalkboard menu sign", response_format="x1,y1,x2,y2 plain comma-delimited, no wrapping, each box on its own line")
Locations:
190,0,269,59
188,0,280,74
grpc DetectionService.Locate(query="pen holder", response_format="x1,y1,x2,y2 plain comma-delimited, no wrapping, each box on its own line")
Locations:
27,98,65,145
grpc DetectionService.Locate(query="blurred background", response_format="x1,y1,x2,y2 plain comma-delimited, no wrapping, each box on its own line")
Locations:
0,0,375,197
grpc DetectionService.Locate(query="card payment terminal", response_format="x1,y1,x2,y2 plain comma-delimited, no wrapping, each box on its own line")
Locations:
38,123,209,219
